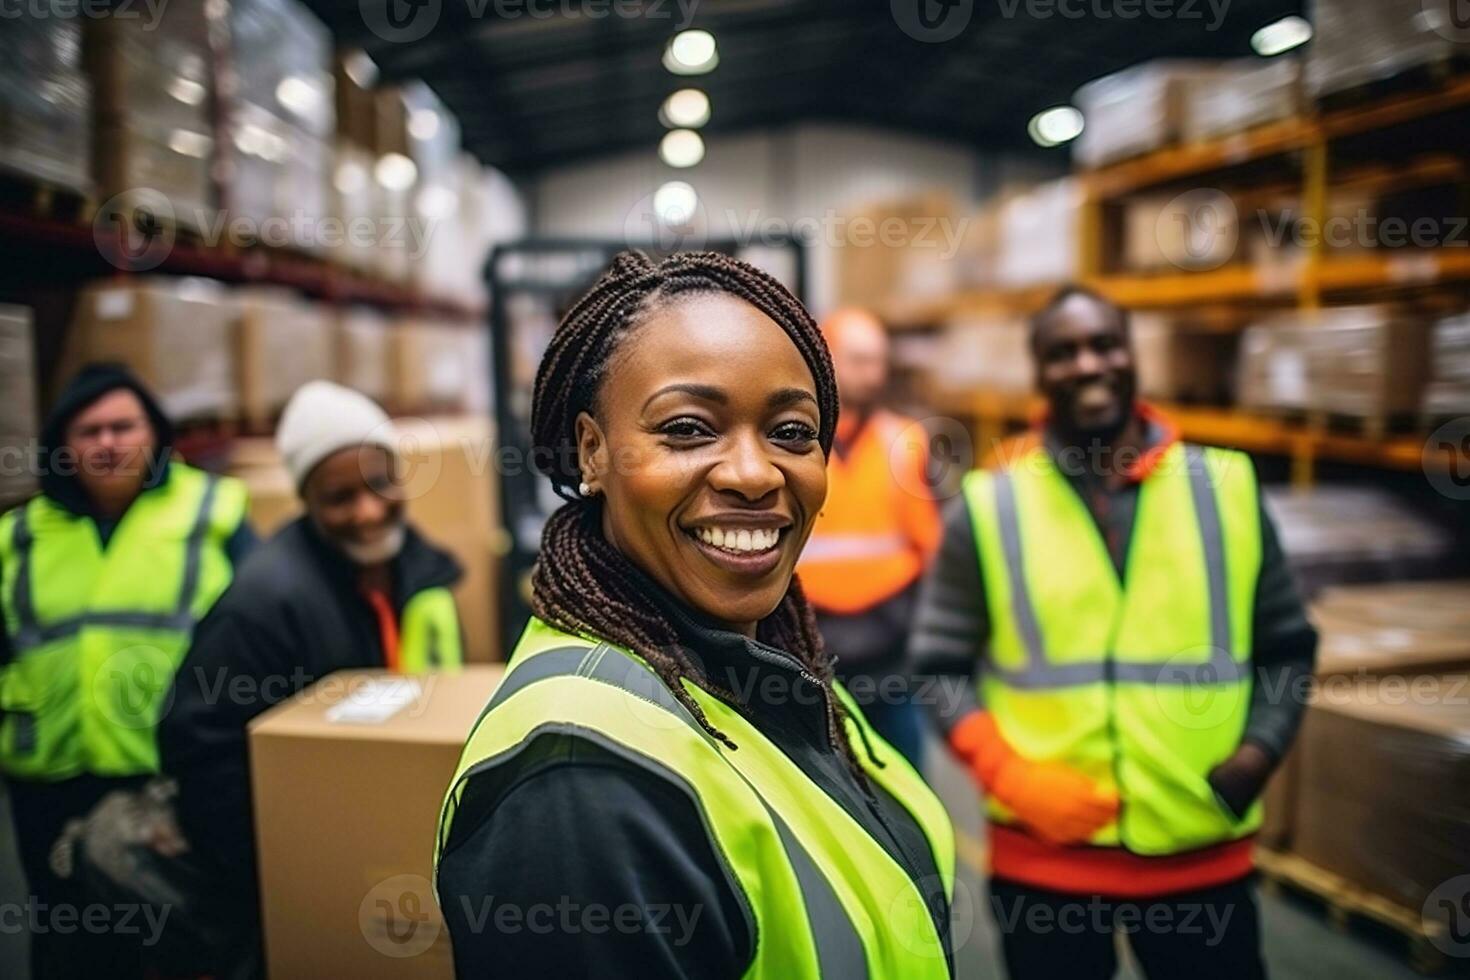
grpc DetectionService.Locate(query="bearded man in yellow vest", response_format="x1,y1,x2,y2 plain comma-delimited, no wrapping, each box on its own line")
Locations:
0,364,253,980
911,287,1317,979
798,309,940,765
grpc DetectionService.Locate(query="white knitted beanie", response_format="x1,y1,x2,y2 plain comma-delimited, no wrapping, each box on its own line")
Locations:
275,380,398,488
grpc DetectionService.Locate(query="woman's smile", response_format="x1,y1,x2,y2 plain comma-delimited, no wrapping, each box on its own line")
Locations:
682,515,792,577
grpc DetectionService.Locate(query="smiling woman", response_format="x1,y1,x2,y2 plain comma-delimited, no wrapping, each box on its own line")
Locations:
434,251,958,979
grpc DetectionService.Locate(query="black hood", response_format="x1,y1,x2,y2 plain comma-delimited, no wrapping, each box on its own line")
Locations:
39,363,175,515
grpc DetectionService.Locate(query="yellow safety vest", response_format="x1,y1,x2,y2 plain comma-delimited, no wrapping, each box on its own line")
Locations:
962,442,1263,855
0,463,247,780
436,617,956,978
398,587,463,673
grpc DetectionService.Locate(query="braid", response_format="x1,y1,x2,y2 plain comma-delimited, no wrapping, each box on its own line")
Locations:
529,250,878,780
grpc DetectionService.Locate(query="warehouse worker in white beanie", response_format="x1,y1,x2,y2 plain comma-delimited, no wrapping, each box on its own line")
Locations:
158,380,465,979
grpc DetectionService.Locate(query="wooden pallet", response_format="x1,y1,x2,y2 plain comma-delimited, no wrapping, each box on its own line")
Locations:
1255,848,1452,975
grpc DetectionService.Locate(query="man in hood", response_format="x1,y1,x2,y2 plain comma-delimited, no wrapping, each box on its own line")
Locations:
0,364,253,979
158,380,466,979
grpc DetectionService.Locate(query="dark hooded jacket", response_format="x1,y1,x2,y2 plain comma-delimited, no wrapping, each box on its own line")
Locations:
157,515,463,931
0,363,255,666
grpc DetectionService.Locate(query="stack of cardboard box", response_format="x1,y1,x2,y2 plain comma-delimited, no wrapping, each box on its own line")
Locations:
0,306,39,512
1072,62,1232,168
0,19,90,195
85,5,218,235
235,289,334,428
1423,311,1470,420
61,279,241,423
1262,582,1470,917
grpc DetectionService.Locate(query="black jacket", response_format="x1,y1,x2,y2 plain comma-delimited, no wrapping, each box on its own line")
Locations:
437,570,955,979
158,517,461,894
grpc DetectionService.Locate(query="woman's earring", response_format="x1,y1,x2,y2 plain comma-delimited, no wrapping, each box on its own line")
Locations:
579,481,595,497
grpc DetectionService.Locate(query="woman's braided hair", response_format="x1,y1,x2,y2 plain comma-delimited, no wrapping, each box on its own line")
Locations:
529,250,877,775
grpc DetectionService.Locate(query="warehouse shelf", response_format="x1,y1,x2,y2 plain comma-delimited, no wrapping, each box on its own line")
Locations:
1081,73,1470,199
887,249,1470,326
927,387,1453,481
0,209,485,322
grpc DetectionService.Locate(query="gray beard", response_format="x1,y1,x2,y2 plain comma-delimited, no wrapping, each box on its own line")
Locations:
322,519,407,566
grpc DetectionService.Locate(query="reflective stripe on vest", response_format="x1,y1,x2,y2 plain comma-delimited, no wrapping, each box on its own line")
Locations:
0,464,247,779
986,445,1244,689
398,587,463,674
963,442,1263,855
436,619,955,978
6,474,221,653
801,532,911,563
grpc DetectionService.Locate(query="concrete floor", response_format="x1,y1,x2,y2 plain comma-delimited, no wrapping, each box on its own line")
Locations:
0,754,1452,978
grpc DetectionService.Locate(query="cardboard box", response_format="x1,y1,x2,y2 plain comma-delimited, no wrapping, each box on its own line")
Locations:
834,192,958,311
1073,61,1231,168
61,279,239,422
1257,746,1298,851
996,179,1080,287
236,290,334,427
0,19,91,195
1305,0,1467,103
336,307,393,404
1292,672,1470,914
250,666,503,980
1311,581,1470,676
391,321,480,412
0,305,39,512
1182,57,1300,143
1132,314,1237,403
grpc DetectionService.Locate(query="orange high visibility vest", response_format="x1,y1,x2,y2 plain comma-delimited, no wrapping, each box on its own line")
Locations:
798,411,940,615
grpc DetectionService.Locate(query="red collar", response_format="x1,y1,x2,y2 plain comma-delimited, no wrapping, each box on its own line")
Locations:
1032,401,1180,484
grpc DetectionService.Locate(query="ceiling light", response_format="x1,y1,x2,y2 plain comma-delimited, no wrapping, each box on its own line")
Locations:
334,159,368,195
660,88,711,129
275,76,321,118
409,108,441,142
663,30,718,75
166,76,206,106
343,50,379,87
653,181,698,226
375,153,418,191
1251,15,1312,56
1027,106,1084,147
659,129,705,168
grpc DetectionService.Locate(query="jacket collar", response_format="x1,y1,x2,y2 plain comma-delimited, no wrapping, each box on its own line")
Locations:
298,517,462,607
1040,401,1180,485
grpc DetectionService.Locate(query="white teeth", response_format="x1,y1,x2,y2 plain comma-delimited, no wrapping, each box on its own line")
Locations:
693,526,781,553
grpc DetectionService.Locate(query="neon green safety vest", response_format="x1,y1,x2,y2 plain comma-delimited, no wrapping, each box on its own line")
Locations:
0,463,248,780
962,442,1263,855
398,587,463,673
436,617,956,978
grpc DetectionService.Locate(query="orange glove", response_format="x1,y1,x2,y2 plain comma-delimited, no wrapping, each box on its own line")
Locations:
949,711,1120,846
